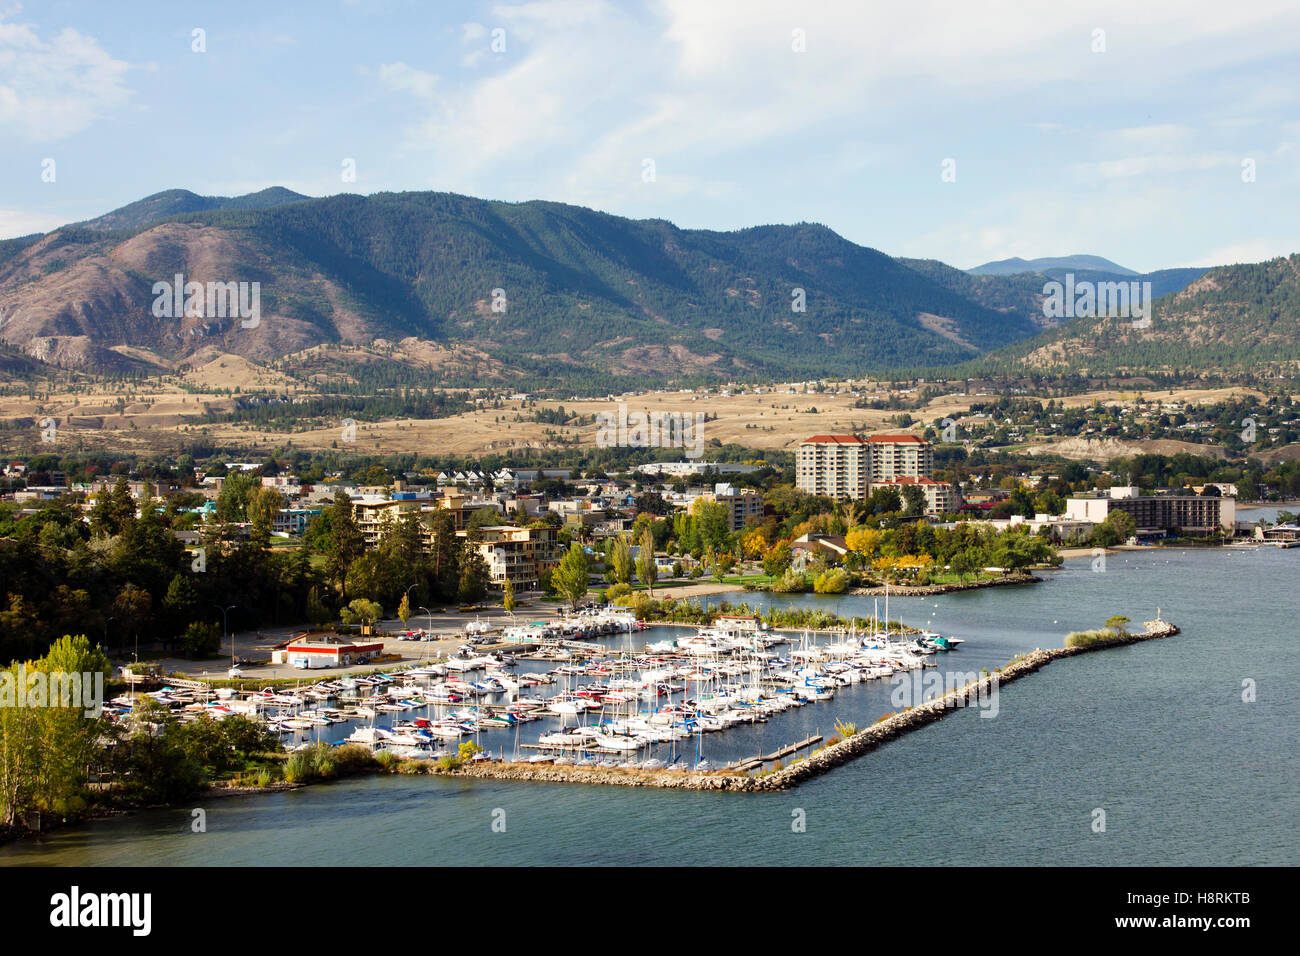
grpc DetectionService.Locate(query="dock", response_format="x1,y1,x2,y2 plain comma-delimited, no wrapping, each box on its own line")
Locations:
721,734,823,773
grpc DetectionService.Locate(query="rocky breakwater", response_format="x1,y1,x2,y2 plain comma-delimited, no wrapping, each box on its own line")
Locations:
435,619,1179,792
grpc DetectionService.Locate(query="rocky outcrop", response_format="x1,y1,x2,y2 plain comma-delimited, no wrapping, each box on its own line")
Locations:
851,574,1041,597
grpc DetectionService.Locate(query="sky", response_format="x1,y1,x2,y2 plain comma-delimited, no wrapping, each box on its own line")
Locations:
2,0,1299,272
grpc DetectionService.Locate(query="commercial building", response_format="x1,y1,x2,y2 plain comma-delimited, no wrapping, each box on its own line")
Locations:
278,637,384,669
1065,487,1235,535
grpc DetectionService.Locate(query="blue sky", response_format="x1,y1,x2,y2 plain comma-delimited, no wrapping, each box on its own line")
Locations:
2,0,1299,271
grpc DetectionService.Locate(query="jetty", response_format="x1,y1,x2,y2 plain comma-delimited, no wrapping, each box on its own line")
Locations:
424,618,1180,792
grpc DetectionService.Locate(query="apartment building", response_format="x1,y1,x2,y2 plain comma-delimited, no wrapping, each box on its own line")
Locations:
796,433,935,500
351,489,497,548
870,475,960,515
699,482,766,530
462,525,561,589
795,435,872,499
866,434,934,481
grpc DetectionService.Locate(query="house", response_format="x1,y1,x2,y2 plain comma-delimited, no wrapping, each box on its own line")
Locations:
790,533,849,570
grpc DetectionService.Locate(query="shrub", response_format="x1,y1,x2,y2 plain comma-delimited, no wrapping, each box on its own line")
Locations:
331,744,378,774
283,742,337,783
1065,629,1123,648
178,621,222,659
813,568,850,594
770,568,809,593
606,582,633,604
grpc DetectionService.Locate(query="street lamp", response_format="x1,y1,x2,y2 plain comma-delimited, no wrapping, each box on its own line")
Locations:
403,583,419,629
215,604,238,671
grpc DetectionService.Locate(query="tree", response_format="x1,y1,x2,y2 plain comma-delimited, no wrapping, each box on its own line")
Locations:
112,583,153,655
845,526,880,556
607,534,634,586
553,542,590,608
636,526,657,594
215,470,258,524
901,485,927,518
322,491,364,596
340,599,383,627
0,635,111,826
457,548,490,605
246,485,284,539
397,592,412,624
466,506,502,540
813,568,850,593
423,510,460,602
950,548,975,584
1104,615,1130,635
762,541,793,580
692,499,732,551
161,573,201,639
178,620,222,659
503,580,516,612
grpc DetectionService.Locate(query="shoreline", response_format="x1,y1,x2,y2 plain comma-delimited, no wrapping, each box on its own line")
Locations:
0,620,1180,848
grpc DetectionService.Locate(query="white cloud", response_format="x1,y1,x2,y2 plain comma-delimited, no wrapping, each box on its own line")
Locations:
0,206,64,239
1182,241,1299,267
1078,152,1241,179
0,11,132,142
375,61,438,100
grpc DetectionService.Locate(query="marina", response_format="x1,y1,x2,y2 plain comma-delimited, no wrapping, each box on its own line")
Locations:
104,596,967,774
6,546,1296,866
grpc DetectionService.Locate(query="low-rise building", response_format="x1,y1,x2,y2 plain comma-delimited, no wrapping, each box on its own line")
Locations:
869,476,960,515
699,482,765,531
463,525,561,589
1065,490,1236,534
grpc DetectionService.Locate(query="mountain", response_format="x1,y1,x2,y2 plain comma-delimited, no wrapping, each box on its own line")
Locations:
958,254,1209,323
969,254,1138,276
897,258,1056,329
0,189,1046,385
74,187,310,233
985,254,1300,374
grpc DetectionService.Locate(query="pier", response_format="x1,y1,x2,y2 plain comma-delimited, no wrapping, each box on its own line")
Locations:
423,619,1180,792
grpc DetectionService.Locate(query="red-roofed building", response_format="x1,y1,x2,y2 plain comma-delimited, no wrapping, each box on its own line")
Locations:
870,475,960,515
796,432,935,499
865,434,934,481
796,435,872,499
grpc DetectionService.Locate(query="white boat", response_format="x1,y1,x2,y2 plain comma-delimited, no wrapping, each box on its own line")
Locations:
346,727,385,746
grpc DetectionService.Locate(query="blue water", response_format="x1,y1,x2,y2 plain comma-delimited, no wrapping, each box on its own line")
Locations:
4,546,1296,865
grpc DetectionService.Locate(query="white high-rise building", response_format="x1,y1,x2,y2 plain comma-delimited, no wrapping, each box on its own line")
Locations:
796,432,938,501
